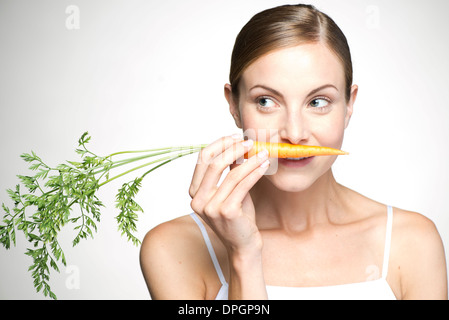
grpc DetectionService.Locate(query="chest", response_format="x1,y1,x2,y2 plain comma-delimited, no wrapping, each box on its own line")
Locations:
211,223,387,288
260,227,385,287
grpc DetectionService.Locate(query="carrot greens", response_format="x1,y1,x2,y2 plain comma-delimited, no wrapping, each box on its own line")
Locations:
0,132,205,299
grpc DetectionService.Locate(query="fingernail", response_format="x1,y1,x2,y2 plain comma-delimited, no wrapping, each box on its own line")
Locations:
242,139,253,148
231,133,242,140
260,159,270,168
257,149,268,158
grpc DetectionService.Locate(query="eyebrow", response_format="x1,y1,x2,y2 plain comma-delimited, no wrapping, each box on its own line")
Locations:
249,85,283,98
307,84,339,98
249,84,339,99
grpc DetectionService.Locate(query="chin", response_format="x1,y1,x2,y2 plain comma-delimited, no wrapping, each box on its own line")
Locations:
263,172,318,193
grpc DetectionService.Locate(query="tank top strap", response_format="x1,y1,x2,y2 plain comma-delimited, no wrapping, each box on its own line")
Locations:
190,213,227,286
382,205,394,279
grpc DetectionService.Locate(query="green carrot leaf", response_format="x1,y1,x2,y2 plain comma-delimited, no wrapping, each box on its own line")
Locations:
0,132,205,299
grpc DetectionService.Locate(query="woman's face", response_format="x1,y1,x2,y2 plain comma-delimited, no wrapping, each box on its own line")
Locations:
226,43,358,192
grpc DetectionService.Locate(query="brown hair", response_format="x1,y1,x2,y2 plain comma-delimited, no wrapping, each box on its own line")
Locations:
229,4,353,101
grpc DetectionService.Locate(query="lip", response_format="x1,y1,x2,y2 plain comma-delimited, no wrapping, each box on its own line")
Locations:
278,156,315,168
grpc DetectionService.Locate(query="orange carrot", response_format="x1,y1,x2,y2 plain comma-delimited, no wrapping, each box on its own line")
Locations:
244,141,348,159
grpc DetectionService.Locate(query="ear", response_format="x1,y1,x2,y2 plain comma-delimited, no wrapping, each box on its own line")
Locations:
224,83,242,128
345,84,358,129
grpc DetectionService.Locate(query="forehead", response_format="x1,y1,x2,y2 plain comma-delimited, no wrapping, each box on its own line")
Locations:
240,43,345,93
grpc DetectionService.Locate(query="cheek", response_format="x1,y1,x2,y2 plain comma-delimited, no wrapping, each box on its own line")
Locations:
310,112,347,148
240,108,280,140
319,123,345,148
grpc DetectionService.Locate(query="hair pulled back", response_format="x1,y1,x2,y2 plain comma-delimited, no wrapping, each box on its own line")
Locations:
229,4,353,101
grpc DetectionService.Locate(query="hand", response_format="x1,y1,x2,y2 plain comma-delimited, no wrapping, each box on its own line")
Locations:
189,135,270,254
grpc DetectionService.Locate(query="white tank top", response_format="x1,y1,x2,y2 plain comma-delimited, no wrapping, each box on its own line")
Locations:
190,205,396,300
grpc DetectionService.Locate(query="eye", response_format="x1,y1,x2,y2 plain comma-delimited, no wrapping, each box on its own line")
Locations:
257,97,276,109
309,98,329,108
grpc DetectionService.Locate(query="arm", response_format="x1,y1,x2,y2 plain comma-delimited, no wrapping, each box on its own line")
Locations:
140,219,207,300
228,249,267,300
395,211,448,300
189,135,270,299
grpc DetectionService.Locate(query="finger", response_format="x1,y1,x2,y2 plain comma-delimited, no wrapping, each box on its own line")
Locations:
205,149,269,216
229,156,245,171
189,134,242,198
222,157,270,212
190,139,254,217
198,134,243,165
195,138,254,197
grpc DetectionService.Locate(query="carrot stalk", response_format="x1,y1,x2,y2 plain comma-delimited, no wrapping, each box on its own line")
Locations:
244,141,348,159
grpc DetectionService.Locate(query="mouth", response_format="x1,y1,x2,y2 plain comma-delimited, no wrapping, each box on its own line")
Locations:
285,157,309,160
278,156,314,168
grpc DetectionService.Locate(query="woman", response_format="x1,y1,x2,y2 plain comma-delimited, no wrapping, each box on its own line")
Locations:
140,4,447,300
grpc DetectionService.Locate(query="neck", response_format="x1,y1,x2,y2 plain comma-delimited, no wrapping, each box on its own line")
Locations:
251,170,349,232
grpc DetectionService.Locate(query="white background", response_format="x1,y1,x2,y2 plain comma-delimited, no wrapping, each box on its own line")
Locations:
1,0,448,299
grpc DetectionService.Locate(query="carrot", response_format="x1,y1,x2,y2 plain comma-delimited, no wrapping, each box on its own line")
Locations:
2,132,348,299
244,141,348,159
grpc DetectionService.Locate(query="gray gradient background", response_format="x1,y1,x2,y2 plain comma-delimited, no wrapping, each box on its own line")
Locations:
1,0,448,299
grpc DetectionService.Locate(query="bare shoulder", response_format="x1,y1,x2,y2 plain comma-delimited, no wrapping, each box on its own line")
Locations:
343,186,447,299
140,214,211,299
390,207,448,299
392,207,443,251
141,214,199,254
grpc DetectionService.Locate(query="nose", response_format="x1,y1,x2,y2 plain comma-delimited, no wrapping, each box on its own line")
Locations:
279,109,310,145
